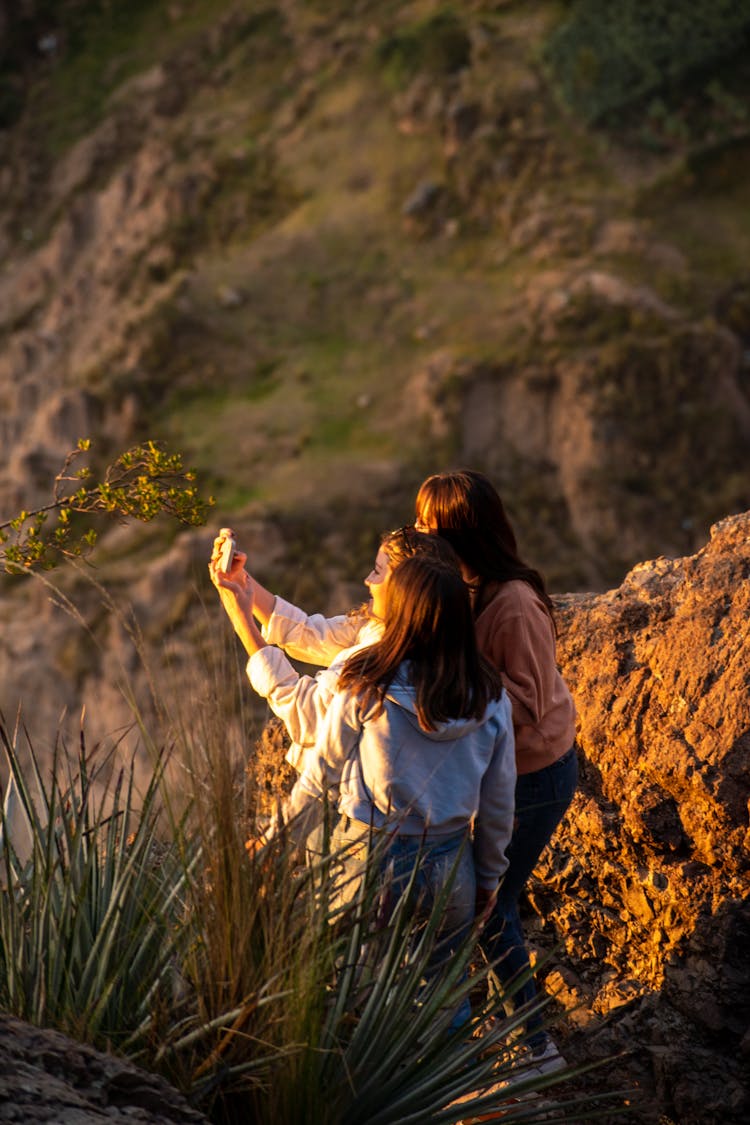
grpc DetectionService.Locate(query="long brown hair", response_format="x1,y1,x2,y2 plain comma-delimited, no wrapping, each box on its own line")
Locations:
350,524,460,618
339,555,502,731
415,469,554,618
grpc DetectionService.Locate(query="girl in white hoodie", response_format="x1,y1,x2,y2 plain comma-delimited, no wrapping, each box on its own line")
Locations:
212,525,460,774
210,548,516,952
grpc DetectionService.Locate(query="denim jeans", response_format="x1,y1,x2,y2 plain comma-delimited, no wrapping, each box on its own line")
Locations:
319,816,475,1029
382,830,476,1031
481,744,578,1049
383,831,475,939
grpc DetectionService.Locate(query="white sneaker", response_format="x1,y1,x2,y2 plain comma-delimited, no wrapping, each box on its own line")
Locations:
526,1038,567,1077
500,1037,567,1090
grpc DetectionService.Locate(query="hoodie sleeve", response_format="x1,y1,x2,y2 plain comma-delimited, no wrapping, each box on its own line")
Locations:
473,693,517,890
247,647,340,751
262,597,366,665
273,686,364,847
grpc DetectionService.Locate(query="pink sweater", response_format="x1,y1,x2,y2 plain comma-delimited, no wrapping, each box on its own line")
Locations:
474,580,576,775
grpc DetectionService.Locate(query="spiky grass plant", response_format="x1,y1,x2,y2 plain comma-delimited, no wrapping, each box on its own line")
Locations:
164,816,621,1124
0,700,623,1123
0,714,191,1047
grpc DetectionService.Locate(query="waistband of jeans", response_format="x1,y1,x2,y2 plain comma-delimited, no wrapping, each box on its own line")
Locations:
554,743,577,766
349,817,469,845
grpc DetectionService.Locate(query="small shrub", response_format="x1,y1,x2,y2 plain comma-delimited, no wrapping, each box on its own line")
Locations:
0,440,212,573
543,0,750,125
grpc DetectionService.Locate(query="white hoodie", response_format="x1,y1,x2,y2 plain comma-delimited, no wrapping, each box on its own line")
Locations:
251,596,383,771
261,662,516,891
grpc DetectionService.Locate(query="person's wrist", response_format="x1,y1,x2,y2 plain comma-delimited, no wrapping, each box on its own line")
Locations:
234,585,253,612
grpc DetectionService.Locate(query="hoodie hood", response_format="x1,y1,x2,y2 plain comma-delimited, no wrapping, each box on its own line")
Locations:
384,663,506,741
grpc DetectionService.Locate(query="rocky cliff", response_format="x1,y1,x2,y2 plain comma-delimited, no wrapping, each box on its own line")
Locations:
2,5,750,552
532,509,750,1124
0,1013,207,1123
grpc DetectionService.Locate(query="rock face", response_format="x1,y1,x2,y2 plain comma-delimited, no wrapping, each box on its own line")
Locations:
410,296,750,590
0,1013,207,1123
1,3,749,762
0,90,211,518
1,1,749,595
533,510,750,1124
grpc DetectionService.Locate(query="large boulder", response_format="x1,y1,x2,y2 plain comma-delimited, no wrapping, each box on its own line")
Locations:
534,510,750,1124
0,1013,207,1122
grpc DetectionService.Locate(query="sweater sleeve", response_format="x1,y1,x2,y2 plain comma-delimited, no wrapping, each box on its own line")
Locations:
473,694,517,889
262,596,366,666
476,586,559,728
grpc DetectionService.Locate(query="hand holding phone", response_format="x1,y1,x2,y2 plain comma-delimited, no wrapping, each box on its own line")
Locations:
218,527,237,574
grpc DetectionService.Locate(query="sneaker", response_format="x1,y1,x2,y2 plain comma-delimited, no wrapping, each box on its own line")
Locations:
526,1038,567,1077
498,1037,567,1091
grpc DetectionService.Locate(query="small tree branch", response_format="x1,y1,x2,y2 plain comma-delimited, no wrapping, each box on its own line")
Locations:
1,440,215,573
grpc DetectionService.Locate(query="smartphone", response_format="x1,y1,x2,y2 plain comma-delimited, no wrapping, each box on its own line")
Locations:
218,528,236,574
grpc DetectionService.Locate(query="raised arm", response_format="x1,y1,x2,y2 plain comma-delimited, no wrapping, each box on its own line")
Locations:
210,531,276,628
210,531,364,661
244,572,275,628
276,685,363,845
248,651,342,760
208,551,266,658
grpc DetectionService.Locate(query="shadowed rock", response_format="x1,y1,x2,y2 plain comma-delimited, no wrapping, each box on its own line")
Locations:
0,1013,207,1122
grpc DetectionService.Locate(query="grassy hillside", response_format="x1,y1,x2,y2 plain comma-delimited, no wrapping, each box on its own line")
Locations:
2,0,750,593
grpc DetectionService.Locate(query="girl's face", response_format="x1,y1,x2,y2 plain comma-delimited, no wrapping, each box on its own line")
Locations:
365,548,390,620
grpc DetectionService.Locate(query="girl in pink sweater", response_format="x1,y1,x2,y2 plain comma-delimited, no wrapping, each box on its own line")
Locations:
416,468,578,1077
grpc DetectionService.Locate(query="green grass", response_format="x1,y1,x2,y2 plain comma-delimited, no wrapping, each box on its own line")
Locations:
636,137,750,295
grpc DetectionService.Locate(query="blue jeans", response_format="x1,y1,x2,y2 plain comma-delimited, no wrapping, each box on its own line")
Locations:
481,744,578,1049
381,831,476,1031
383,832,475,939
322,817,475,1029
